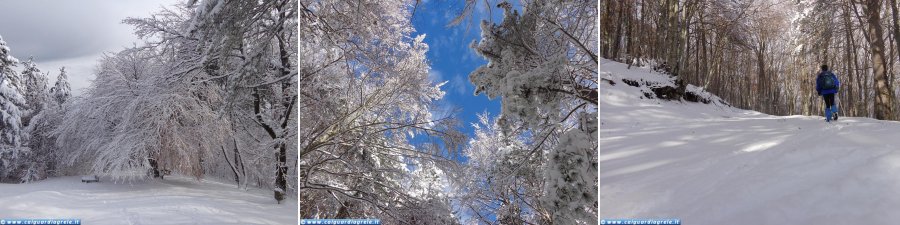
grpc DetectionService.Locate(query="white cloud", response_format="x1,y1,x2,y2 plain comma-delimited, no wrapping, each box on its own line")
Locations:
429,69,444,83
0,0,179,61
450,74,468,96
0,0,180,96
463,49,476,63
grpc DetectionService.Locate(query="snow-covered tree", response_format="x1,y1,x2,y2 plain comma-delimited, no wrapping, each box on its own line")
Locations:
163,0,299,204
541,111,597,224
50,67,70,107
469,0,597,125
52,1,300,204
458,0,599,224
0,35,22,93
20,57,50,117
55,46,228,182
0,35,23,147
22,68,74,182
0,34,27,183
0,38,68,183
21,105,63,182
298,0,462,223
400,159,458,224
453,113,552,224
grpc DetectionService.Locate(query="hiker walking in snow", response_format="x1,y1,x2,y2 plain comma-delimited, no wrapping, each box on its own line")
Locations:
816,64,840,122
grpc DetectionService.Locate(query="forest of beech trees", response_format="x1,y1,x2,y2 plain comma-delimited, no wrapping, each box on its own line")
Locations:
1,0,298,204
601,0,900,120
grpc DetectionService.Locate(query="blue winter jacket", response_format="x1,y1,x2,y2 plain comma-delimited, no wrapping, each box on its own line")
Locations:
816,70,840,95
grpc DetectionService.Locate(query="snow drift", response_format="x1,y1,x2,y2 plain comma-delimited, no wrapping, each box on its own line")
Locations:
600,58,900,224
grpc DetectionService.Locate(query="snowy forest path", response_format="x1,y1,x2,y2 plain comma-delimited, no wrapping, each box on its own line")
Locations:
600,99,900,224
0,175,297,224
600,58,900,224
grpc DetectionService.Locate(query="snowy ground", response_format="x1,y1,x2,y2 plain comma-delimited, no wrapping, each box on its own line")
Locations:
0,175,297,224
600,59,900,224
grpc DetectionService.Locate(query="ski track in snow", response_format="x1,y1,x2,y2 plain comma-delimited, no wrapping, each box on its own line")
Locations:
0,175,296,224
600,59,900,224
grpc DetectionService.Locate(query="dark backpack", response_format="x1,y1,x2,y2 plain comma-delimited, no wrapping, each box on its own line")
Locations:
820,72,836,90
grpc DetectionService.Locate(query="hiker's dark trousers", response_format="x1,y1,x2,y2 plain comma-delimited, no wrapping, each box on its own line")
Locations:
823,93,835,108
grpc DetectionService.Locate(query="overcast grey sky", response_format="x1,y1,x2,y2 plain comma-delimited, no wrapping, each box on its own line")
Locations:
0,0,180,95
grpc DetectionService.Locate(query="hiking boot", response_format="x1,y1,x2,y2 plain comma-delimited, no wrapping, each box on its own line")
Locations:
830,106,838,121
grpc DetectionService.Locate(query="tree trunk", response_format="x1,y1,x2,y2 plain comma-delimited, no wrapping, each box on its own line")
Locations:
612,1,624,60
235,138,246,187
699,10,708,87
853,20,865,116
843,2,856,117
147,153,161,179
890,0,900,117
865,0,896,120
756,43,767,113
630,0,646,68
601,0,612,58
221,145,240,185
269,5,296,204
624,0,634,64
274,142,287,204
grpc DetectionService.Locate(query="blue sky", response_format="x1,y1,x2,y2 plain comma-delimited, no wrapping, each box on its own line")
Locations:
408,1,520,222
411,0,503,138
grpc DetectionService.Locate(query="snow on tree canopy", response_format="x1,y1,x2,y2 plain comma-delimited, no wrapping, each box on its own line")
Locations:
462,0,598,224
299,0,463,223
